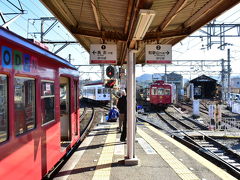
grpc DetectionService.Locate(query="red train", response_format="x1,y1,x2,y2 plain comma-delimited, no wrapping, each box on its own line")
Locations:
0,27,80,179
149,80,176,109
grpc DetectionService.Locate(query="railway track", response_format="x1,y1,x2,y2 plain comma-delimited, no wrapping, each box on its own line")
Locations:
179,102,209,115
80,107,87,119
137,110,240,178
157,111,192,131
178,102,240,130
180,133,240,178
80,107,95,138
97,104,111,111
156,109,208,131
194,136,240,170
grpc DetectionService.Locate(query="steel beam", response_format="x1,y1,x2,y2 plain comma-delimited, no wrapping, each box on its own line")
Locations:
158,0,188,31
91,0,101,31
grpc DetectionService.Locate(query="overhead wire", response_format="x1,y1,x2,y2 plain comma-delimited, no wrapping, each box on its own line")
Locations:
176,4,240,57
1,0,87,62
174,3,240,57
22,0,87,63
21,2,70,42
0,0,35,38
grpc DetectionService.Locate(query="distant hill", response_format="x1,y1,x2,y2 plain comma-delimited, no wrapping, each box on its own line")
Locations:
136,74,153,82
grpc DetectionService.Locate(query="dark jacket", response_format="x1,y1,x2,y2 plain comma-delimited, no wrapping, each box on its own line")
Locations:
117,95,127,114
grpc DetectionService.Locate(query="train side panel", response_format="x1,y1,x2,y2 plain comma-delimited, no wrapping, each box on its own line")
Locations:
82,84,110,103
0,28,80,179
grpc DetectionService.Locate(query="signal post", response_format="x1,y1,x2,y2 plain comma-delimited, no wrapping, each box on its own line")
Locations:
106,65,115,108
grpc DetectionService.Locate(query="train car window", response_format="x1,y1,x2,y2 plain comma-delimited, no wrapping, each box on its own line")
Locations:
97,88,101,94
236,95,240,101
103,88,108,94
60,84,68,114
14,77,36,135
158,88,164,95
0,75,8,143
74,81,78,112
165,89,171,95
41,81,55,124
151,88,157,95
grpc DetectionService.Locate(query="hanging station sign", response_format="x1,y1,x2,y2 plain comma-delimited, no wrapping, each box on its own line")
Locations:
90,44,117,64
145,44,172,64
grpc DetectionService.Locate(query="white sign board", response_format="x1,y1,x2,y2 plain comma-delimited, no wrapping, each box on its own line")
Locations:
145,44,172,64
90,44,117,64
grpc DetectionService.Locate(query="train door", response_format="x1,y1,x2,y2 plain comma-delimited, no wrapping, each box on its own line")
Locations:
60,77,71,146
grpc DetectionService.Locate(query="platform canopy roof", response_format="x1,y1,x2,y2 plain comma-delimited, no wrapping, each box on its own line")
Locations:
40,0,240,65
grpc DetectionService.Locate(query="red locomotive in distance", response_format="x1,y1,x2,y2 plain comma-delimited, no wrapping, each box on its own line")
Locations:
149,80,176,109
0,27,80,179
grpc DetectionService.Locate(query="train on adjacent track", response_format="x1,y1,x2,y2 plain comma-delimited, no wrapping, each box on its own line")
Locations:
144,80,176,109
0,27,80,179
82,82,111,104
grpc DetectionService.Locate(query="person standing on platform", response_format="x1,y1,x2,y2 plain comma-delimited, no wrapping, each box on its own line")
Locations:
117,89,127,141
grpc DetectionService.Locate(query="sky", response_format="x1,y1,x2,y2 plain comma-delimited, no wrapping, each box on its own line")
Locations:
1,0,240,81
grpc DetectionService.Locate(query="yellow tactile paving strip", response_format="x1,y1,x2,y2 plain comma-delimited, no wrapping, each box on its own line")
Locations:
137,127,200,180
92,124,117,180
142,122,237,180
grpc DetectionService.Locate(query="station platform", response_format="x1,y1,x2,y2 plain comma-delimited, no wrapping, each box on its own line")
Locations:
53,121,237,180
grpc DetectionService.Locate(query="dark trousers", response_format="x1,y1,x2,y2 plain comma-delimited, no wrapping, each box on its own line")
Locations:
120,114,127,141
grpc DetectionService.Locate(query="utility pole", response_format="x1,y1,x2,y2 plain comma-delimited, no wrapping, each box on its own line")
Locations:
165,64,167,82
41,20,44,42
227,49,231,101
27,17,77,54
0,1,26,29
68,54,72,64
101,65,105,82
221,59,225,102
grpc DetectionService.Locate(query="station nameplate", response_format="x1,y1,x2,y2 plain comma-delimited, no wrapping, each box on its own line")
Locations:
145,44,172,64
90,44,117,64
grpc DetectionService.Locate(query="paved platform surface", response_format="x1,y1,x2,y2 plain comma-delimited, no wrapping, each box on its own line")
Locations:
54,121,237,180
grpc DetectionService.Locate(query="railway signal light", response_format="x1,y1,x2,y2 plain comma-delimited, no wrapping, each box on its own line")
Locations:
106,65,115,78
105,79,116,88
